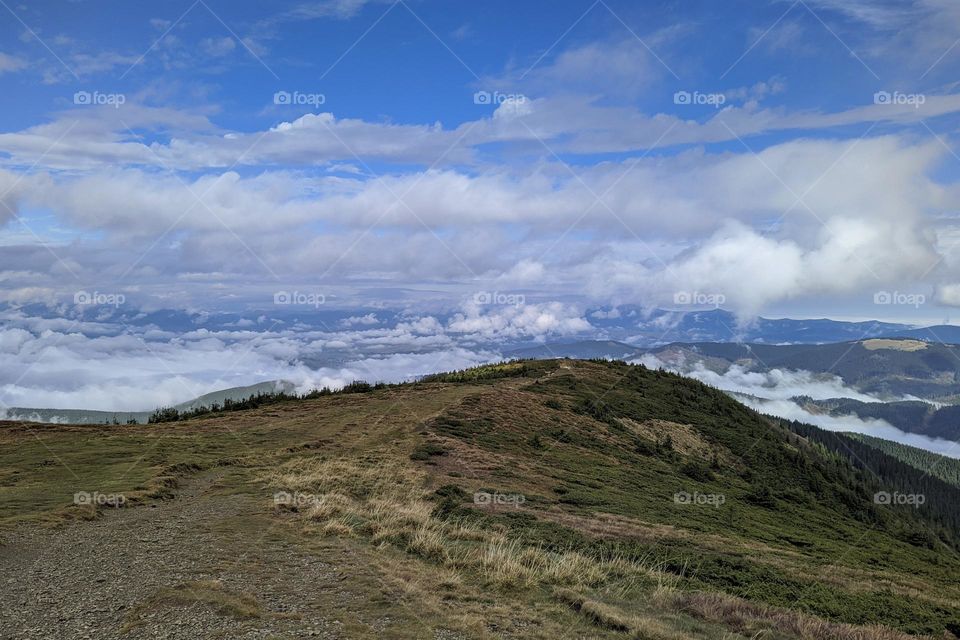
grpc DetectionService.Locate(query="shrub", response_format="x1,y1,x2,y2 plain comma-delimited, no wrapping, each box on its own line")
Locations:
410,443,447,461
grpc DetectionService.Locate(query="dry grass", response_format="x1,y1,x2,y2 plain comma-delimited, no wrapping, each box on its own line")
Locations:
266,454,921,640
554,588,686,639
665,591,917,640
554,588,633,632
264,454,674,595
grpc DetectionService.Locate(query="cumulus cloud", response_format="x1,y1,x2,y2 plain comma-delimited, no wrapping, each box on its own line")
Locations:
0,131,953,318
935,283,960,307
340,313,379,327
448,301,590,341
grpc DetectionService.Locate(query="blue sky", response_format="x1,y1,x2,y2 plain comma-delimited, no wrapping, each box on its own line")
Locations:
2,0,960,408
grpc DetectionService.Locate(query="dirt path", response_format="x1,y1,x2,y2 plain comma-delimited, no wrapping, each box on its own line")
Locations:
0,472,363,639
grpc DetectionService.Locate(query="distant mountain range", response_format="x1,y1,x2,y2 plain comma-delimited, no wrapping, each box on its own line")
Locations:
595,308,960,346
504,340,645,360
649,338,960,401
501,307,960,348
614,308,919,344
11,301,960,348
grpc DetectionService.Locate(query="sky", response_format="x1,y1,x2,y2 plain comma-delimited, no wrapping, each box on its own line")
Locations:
2,0,960,410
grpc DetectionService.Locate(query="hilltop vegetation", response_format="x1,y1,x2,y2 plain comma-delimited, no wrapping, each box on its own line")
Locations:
2,359,960,639
146,380,388,423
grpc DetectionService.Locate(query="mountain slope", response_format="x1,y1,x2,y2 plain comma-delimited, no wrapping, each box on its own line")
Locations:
2,359,959,639
614,308,912,344
845,432,960,489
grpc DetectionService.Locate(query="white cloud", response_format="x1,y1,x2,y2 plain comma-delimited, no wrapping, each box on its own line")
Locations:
779,0,960,71
5,89,960,171
448,301,590,341
0,133,952,317
273,0,392,22
0,52,27,74
937,284,960,307
506,39,658,99
340,313,379,327
200,37,237,57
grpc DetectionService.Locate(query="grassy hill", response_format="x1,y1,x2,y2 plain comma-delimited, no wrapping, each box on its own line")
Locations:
2,359,959,639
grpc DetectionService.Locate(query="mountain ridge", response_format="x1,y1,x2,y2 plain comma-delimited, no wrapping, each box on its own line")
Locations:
3,358,960,638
